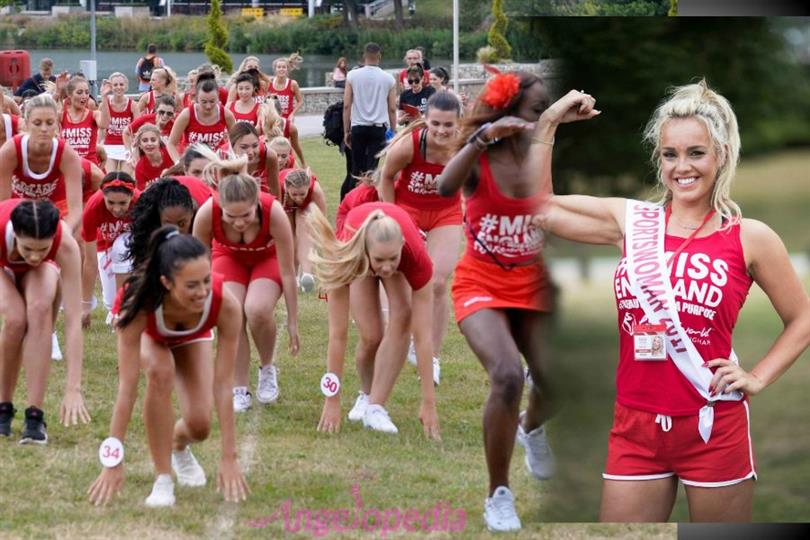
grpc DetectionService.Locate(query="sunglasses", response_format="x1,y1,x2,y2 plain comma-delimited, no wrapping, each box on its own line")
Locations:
407,79,421,85
156,110,174,116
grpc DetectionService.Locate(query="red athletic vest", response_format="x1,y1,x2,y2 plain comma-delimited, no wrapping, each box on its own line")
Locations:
394,128,458,210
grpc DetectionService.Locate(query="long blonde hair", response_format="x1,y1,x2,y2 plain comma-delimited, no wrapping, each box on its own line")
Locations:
260,98,285,139
307,206,403,290
644,79,741,228
193,143,249,188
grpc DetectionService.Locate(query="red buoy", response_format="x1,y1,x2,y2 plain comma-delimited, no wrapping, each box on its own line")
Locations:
0,50,32,91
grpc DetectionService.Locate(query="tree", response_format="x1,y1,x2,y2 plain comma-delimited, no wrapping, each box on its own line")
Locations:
531,17,810,196
488,0,512,61
669,0,677,15
342,0,359,28
204,0,232,73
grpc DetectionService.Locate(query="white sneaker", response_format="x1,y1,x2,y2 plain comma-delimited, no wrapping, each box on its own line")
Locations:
432,357,441,386
144,474,175,507
299,273,315,293
407,338,417,366
105,310,114,326
171,446,207,487
484,486,522,532
347,392,369,422
51,333,63,361
233,387,252,413
362,404,398,434
256,364,279,404
516,413,556,480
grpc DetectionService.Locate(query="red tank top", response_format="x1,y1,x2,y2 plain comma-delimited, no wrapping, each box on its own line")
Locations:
172,175,213,208
80,158,95,203
463,153,544,266
182,93,193,110
60,107,99,165
228,100,261,127
394,129,457,210
134,146,174,190
2,113,19,144
0,198,63,272
279,169,316,213
270,78,295,119
105,97,135,146
211,192,277,264
250,144,271,193
182,104,228,150
11,135,67,206
336,183,379,236
81,188,139,251
614,222,753,416
144,273,224,347
342,202,433,290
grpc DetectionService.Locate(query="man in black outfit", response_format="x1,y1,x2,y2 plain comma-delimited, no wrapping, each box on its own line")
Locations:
13,58,56,103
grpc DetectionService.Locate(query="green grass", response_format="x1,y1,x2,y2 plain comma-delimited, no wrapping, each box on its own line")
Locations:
0,140,807,537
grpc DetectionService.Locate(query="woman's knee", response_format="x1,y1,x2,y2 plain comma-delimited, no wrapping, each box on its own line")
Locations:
387,304,412,333
25,297,54,326
244,299,276,328
0,311,27,338
146,362,175,394
183,415,211,442
489,362,525,406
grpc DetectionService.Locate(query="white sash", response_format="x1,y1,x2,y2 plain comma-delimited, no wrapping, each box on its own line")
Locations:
624,200,742,443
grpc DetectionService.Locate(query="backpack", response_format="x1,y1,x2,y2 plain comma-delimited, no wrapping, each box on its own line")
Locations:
322,100,344,146
138,56,156,83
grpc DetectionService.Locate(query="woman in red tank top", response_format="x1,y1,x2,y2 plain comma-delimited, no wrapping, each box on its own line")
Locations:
381,91,463,383
228,123,279,197
88,227,249,508
278,168,326,290
59,75,108,166
269,55,303,122
438,71,557,533
100,72,139,174
136,67,176,115
0,199,88,445
0,94,84,232
168,73,236,162
133,123,175,190
227,72,262,132
307,202,440,440
530,83,810,522
194,174,299,412
262,97,306,167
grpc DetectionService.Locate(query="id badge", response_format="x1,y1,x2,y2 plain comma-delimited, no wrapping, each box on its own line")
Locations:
634,323,667,361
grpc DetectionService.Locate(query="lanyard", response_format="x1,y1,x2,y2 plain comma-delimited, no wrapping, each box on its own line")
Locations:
665,206,716,263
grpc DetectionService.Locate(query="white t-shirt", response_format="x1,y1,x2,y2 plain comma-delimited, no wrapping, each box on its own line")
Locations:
346,65,395,127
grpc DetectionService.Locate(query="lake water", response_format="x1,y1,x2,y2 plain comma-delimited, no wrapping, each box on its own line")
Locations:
22,49,462,88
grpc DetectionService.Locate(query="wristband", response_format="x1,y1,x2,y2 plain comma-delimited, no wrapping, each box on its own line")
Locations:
99,437,124,468
467,122,496,150
320,372,340,397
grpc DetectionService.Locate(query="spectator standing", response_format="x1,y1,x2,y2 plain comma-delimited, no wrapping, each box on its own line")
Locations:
135,44,165,93
342,43,396,199
332,57,348,89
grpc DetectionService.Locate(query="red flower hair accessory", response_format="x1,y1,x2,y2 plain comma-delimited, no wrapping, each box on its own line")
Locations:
480,65,520,110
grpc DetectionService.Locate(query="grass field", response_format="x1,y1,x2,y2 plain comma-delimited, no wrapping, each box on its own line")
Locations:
0,139,807,538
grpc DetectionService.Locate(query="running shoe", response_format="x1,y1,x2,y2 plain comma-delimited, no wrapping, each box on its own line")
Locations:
516,412,556,480
484,486,522,532
256,364,279,404
0,402,15,438
299,273,315,293
233,387,252,413
362,404,398,434
171,446,207,487
347,392,369,422
19,406,47,445
144,474,175,507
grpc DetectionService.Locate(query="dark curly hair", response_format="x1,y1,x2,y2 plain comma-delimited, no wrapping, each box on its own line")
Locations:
125,178,195,268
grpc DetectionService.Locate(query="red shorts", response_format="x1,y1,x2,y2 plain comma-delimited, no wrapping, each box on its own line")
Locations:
212,251,281,287
398,202,462,232
451,254,552,324
603,401,757,487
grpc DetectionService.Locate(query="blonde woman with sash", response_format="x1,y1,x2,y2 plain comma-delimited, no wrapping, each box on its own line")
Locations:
529,81,810,522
